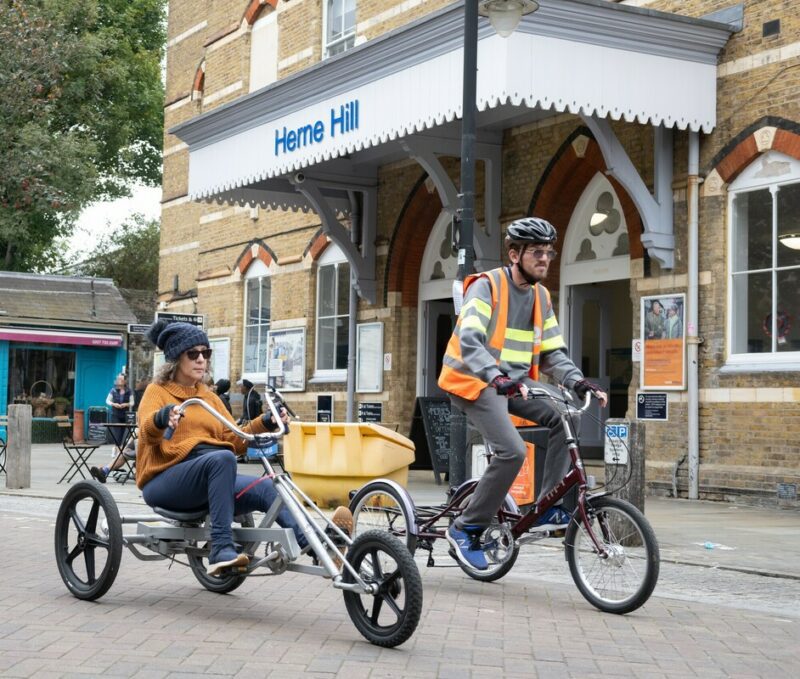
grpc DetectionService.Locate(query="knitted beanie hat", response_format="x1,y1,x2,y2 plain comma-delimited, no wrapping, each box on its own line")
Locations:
146,320,210,362
215,378,231,395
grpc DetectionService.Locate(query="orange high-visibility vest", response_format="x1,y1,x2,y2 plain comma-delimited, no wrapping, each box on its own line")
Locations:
438,268,550,401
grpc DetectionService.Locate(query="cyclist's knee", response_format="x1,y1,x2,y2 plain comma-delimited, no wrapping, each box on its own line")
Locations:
207,449,238,470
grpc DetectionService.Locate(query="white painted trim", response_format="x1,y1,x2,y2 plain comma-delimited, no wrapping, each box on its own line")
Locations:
278,47,314,71
718,40,800,78
163,142,188,157
159,241,199,256
202,81,244,106
167,20,208,48
165,96,192,113
161,195,191,209
356,0,425,33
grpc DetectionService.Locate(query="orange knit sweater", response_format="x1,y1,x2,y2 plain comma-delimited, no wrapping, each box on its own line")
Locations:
136,381,269,489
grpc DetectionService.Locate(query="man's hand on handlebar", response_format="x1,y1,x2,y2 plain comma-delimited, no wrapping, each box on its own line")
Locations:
573,379,608,408
490,375,529,399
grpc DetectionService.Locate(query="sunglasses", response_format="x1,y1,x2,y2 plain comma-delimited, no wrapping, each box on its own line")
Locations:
525,248,558,260
185,348,213,361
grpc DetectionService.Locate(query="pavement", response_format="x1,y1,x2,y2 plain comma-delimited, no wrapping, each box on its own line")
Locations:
3,442,800,580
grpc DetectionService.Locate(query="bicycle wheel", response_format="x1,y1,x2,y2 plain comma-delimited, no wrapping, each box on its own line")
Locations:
342,530,423,648
54,480,122,601
187,514,255,594
564,496,659,614
451,485,519,583
349,481,417,553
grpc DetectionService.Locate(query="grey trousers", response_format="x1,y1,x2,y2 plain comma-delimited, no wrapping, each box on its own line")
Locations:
452,383,578,529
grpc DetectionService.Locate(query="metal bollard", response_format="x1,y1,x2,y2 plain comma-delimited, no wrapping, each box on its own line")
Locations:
6,404,32,489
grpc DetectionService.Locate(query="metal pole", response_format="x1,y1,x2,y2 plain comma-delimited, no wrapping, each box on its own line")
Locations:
687,131,700,499
346,191,361,423
450,0,479,487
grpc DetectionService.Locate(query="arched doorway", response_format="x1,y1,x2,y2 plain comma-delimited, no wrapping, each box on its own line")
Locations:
416,212,458,397
560,173,633,456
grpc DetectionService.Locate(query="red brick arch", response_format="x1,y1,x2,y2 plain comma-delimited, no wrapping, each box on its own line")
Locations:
191,59,205,100
303,229,331,261
242,0,278,25
529,129,644,266
385,174,444,308
235,240,275,274
710,118,800,184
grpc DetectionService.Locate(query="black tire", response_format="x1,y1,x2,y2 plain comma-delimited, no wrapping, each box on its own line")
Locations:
451,487,520,583
54,480,123,601
349,482,417,553
342,530,423,648
187,514,255,594
565,496,660,614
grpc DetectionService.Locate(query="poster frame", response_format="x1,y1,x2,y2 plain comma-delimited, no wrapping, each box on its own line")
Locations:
266,327,306,392
640,293,686,391
356,321,383,393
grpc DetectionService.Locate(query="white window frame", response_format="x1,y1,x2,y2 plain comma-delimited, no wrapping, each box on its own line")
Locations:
242,258,272,382
322,0,356,60
725,150,800,372
313,244,350,382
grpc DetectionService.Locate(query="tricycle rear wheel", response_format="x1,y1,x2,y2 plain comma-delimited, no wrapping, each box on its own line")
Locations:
342,530,422,648
188,513,255,593
54,480,122,601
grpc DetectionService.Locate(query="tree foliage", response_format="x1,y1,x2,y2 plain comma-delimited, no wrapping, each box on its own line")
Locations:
0,0,166,271
74,214,160,291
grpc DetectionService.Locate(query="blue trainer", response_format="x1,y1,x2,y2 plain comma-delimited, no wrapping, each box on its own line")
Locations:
534,506,571,531
447,524,488,570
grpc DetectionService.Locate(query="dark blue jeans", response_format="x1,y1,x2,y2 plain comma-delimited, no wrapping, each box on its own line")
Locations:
142,449,306,554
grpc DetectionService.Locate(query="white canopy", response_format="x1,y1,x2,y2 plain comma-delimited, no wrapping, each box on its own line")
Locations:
173,0,733,202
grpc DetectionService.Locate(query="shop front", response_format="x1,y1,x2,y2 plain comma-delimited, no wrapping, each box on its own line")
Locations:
0,274,134,442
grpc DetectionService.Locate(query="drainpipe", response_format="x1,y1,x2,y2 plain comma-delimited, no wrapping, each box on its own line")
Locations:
346,191,361,422
687,131,700,499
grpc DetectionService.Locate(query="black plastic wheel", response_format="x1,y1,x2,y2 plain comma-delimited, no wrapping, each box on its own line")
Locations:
565,496,660,614
188,514,255,594
349,481,417,553
342,530,423,648
54,480,123,601
451,489,520,583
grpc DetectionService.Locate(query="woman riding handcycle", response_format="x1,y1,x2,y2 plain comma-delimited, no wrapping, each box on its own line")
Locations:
54,320,422,647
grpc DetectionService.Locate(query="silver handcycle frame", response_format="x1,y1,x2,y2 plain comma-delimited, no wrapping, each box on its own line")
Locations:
119,390,376,594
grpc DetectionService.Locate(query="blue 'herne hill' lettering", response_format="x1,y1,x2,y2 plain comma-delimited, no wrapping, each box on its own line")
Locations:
274,99,359,156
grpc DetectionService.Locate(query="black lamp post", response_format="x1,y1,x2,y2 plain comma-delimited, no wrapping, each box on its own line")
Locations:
450,0,540,487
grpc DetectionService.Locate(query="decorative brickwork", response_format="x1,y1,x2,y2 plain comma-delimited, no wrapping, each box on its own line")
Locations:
234,240,276,274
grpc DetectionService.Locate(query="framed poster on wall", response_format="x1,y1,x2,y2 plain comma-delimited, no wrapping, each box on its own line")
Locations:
356,322,383,393
641,293,686,390
209,338,230,381
266,327,305,391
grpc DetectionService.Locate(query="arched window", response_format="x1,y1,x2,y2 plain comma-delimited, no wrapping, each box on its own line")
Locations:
243,258,272,377
728,151,800,366
314,244,350,379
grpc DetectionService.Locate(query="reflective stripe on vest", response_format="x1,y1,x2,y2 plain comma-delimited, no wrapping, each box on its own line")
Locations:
438,268,550,401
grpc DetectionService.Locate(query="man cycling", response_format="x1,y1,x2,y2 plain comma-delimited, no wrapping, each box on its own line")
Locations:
439,217,607,570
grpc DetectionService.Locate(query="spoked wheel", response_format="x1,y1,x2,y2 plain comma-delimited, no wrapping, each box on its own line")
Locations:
342,530,422,648
565,496,660,614
349,481,417,553
451,487,520,583
188,514,255,594
54,480,123,601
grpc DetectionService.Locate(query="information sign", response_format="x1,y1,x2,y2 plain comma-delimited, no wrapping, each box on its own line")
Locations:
604,422,630,464
155,312,205,328
636,392,668,421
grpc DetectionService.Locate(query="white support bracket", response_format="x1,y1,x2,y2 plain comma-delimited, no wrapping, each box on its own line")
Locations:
581,115,675,269
399,135,502,269
291,176,377,303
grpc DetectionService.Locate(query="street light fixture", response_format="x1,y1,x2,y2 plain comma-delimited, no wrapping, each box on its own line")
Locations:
479,0,540,38
450,0,540,487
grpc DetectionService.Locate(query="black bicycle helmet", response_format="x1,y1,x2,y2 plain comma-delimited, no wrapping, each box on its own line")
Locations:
504,217,557,246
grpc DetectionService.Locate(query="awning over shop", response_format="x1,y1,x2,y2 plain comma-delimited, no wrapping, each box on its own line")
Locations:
173,0,733,203
0,327,124,347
